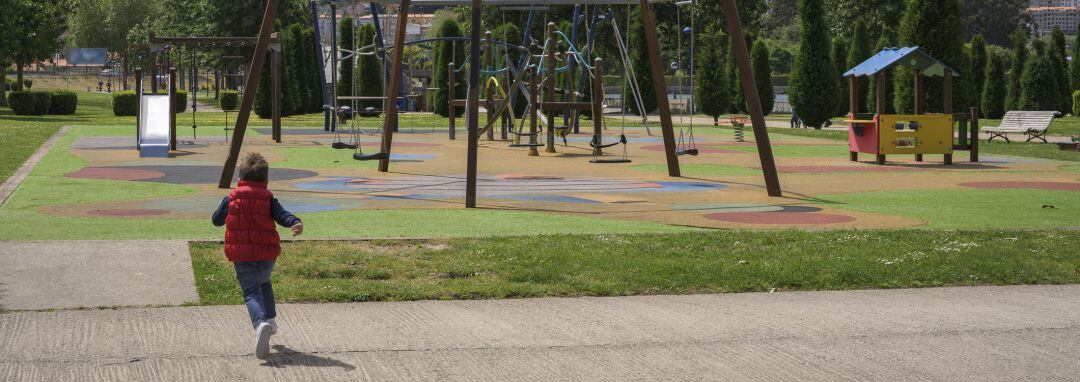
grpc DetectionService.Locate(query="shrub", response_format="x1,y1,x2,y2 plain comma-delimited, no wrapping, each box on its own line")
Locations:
112,91,138,116
1072,91,1080,117
48,91,78,115
3,78,33,91
7,91,51,115
752,39,775,116
789,0,836,128
220,90,240,111
981,53,1007,119
175,90,188,113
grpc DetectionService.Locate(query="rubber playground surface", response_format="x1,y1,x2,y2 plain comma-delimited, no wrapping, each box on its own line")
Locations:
2,120,1078,240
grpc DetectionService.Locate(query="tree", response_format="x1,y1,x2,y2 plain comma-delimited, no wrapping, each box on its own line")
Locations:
823,0,905,39
968,35,987,113
846,18,872,113
831,37,849,116
788,0,836,128
625,8,657,114
696,25,730,125
491,22,526,114
751,39,774,115
1005,26,1028,112
355,23,383,110
960,0,1029,47
336,17,355,104
1072,20,1080,94
726,35,745,113
432,18,465,117
1049,27,1070,114
893,0,964,114
981,52,1006,119
1020,40,1059,111
866,27,896,114
2,0,67,92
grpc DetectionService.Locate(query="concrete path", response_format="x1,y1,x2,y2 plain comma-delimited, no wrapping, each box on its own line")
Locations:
2,285,1079,381
0,241,198,310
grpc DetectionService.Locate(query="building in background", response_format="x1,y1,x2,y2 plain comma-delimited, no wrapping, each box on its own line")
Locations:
1029,1,1080,36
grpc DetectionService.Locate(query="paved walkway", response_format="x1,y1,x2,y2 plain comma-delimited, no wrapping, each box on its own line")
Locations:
0,241,198,310
2,285,1078,381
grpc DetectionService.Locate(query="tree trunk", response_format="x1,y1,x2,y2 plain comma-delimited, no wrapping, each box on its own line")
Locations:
0,69,7,106
16,63,25,91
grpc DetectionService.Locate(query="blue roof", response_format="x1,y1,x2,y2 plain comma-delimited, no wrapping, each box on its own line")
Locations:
844,47,958,77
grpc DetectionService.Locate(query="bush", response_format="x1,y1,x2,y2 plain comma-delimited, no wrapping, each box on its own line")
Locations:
220,90,240,111
112,91,137,116
175,90,188,113
7,91,51,115
48,91,78,115
1072,91,1080,117
3,78,33,91
789,0,836,128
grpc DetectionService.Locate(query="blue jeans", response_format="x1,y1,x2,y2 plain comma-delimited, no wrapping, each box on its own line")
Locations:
234,260,276,329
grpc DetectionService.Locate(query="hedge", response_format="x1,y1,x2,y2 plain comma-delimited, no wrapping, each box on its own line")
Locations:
175,90,188,113
111,91,137,116
48,91,78,115
3,79,32,91
220,90,240,111
7,91,51,115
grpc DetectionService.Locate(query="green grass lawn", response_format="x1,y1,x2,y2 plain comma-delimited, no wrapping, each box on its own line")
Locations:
819,188,1080,229
190,230,1080,304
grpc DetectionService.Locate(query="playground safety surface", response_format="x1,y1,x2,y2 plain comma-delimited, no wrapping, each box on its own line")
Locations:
25,123,1080,232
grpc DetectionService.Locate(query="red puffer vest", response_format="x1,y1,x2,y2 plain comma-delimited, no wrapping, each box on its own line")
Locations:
224,181,280,262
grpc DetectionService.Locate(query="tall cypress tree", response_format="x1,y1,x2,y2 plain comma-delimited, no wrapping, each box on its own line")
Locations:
867,27,896,114
1020,40,1059,111
846,18,872,113
356,23,382,109
726,36,745,114
696,25,730,125
968,35,987,113
981,52,1006,119
894,0,964,113
432,18,466,117
789,0,836,128
1050,27,1070,113
336,17,355,104
1072,20,1080,94
625,8,657,114
832,37,849,117
752,39,774,115
1005,26,1028,112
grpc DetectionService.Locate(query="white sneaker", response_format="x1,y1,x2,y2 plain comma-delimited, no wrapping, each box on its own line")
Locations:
267,318,278,335
254,322,272,359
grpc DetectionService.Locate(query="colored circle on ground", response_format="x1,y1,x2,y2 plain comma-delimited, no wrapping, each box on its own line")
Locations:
68,166,318,185
670,202,783,213
142,195,364,214
88,209,170,217
66,167,166,181
959,181,1080,191
502,175,565,181
704,211,856,224
640,144,740,154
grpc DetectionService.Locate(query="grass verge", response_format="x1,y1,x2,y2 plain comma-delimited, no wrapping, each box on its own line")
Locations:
191,230,1079,305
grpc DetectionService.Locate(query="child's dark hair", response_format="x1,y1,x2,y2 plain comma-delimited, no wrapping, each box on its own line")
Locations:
238,152,269,182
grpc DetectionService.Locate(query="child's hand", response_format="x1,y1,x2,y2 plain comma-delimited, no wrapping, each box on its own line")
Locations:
291,223,304,237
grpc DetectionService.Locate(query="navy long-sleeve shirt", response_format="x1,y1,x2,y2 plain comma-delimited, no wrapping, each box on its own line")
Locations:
211,196,302,228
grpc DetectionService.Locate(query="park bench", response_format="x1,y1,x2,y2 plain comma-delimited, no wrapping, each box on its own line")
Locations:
981,111,1056,143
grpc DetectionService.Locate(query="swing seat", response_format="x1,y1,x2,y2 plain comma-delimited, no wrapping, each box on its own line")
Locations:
509,143,545,148
331,142,358,150
353,152,389,161
676,148,699,156
590,158,632,164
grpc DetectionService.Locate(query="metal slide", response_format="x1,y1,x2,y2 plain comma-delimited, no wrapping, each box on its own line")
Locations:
139,94,172,158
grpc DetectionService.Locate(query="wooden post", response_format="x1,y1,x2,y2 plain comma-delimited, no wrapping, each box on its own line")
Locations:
875,73,885,114
169,68,177,151
150,34,158,94
640,0,681,177
721,0,781,196
914,69,923,162
465,0,482,208
216,0,279,189
943,69,953,114
137,69,143,149
528,67,539,157
848,76,858,117
592,58,604,157
377,0,412,173
544,23,557,154
448,62,456,140
970,107,979,162
271,45,282,143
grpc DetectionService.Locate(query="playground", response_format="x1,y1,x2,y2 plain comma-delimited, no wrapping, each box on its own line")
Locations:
1,110,1077,242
